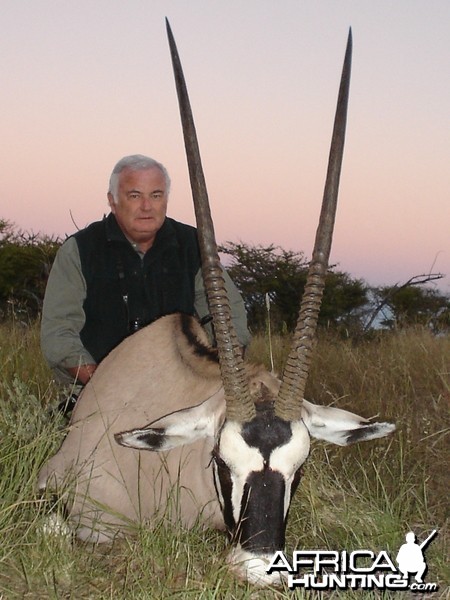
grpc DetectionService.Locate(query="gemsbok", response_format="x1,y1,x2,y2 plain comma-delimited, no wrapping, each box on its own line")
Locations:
38,21,395,586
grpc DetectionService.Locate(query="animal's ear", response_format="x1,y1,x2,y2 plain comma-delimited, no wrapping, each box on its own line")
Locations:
301,399,395,446
115,388,225,452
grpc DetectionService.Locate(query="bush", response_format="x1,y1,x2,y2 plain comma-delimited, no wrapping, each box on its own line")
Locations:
0,220,60,320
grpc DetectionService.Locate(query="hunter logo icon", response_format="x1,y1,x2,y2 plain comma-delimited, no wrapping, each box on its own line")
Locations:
396,529,437,584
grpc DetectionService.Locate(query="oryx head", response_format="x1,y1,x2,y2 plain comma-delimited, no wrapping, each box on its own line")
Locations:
115,21,395,586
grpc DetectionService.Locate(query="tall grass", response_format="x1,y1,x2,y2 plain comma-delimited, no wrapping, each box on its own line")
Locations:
0,321,448,598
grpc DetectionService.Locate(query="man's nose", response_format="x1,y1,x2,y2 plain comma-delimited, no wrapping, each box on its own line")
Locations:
141,196,153,210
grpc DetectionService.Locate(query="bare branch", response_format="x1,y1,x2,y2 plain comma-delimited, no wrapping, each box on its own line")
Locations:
363,273,445,332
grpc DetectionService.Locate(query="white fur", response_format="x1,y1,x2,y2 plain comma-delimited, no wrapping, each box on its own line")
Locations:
41,513,72,538
301,399,396,445
117,388,225,451
227,546,288,586
219,421,265,524
270,420,310,517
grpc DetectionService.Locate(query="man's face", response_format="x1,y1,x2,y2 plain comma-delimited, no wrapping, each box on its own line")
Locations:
108,167,168,251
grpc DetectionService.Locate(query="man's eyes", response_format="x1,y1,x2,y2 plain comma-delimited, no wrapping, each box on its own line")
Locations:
128,192,164,200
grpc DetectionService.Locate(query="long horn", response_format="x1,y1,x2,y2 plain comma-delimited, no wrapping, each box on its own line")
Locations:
275,30,353,421
166,19,255,422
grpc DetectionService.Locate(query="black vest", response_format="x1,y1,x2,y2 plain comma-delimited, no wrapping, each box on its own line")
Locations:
74,214,201,363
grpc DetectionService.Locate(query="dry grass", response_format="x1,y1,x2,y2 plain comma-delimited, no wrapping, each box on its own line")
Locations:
249,327,450,523
0,321,449,598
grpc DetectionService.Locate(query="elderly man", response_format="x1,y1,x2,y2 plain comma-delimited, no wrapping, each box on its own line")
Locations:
41,155,250,388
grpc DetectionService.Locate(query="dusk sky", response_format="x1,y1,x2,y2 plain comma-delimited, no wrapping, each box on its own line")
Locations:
1,1,449,293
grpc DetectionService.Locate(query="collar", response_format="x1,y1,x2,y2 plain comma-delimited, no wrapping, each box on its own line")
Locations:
104,213,178,256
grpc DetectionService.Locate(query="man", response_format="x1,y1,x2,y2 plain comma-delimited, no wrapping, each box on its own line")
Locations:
396,531,427,583
41,155,250,387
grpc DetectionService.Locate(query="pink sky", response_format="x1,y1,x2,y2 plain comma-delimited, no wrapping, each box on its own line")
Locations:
1,1,449,293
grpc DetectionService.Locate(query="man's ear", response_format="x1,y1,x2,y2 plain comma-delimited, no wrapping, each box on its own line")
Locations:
115,389,225,452
107,192,116,212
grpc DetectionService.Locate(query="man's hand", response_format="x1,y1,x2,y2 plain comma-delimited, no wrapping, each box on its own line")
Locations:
67,364,97,385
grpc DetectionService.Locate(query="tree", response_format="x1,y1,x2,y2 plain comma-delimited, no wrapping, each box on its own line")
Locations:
219,242,307,331
318,269,369,333
373,278,450,333
219,241,368,333
0,219,61,320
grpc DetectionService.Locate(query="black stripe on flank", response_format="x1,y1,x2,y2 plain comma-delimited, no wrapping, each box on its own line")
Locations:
180,313,219,363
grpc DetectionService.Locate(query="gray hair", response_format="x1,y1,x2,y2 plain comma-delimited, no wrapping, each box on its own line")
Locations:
108,155,171,200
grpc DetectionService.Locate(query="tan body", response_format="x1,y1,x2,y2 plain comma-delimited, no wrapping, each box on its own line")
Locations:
39,312,393,551
39,315,266,541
